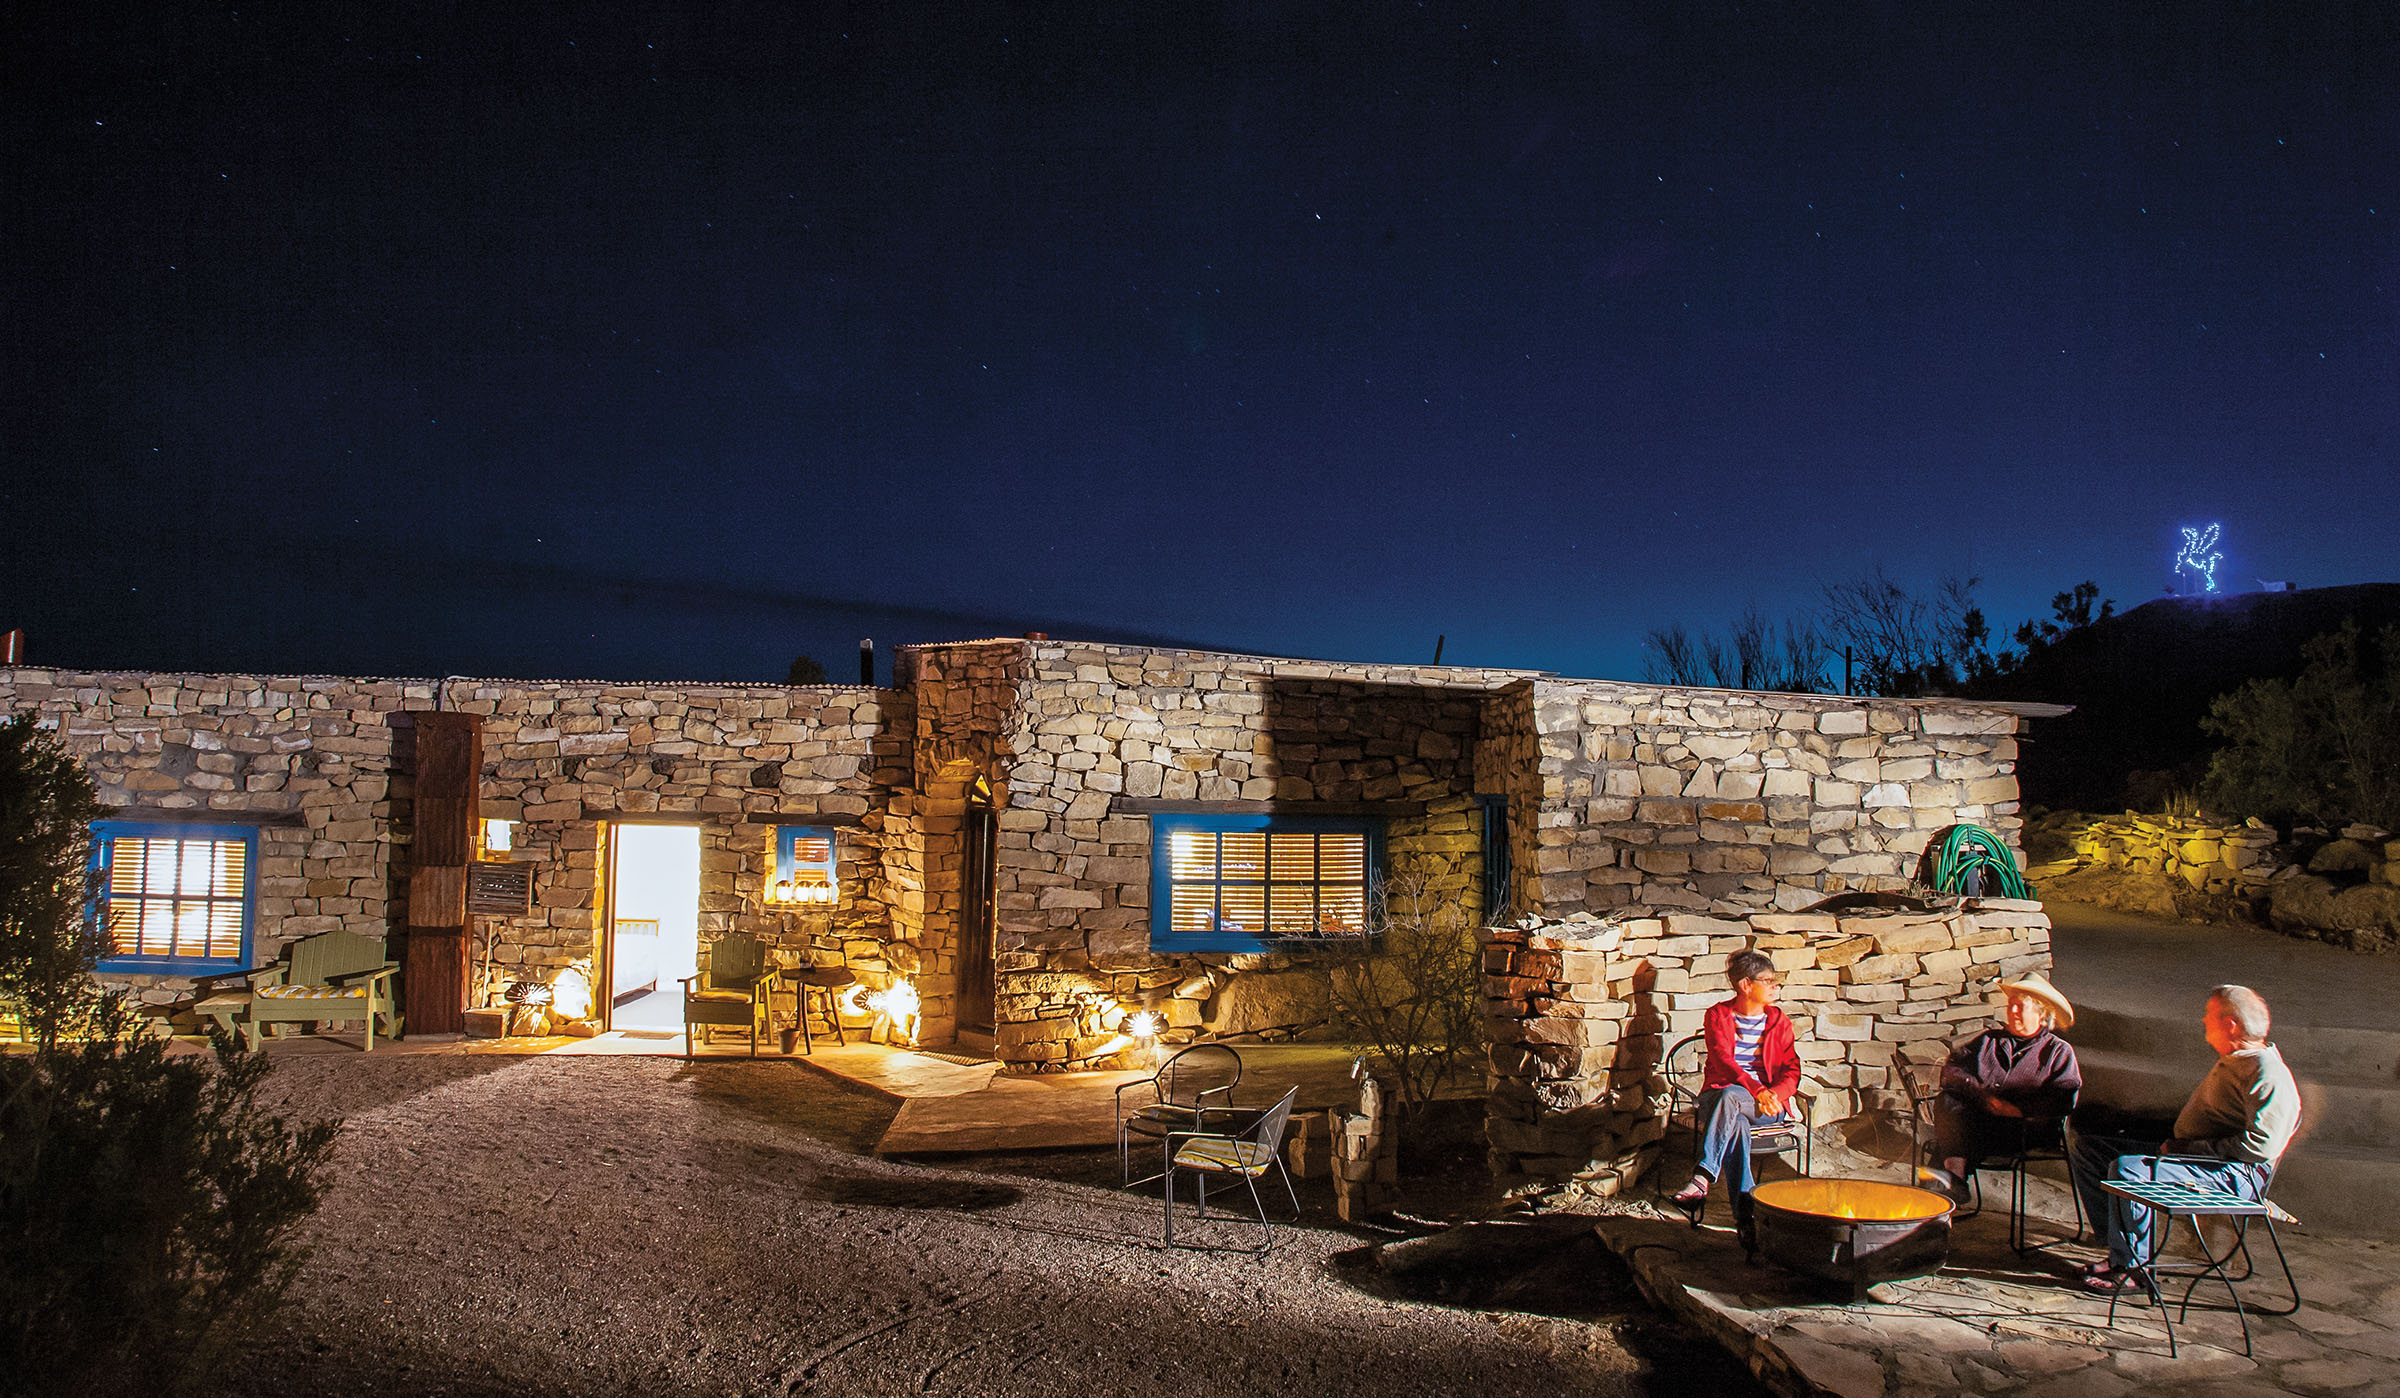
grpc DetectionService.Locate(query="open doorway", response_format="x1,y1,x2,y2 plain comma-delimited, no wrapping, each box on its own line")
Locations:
607,823,700,1033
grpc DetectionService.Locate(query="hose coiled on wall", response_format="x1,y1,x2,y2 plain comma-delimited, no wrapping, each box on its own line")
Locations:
1919,823,2034,900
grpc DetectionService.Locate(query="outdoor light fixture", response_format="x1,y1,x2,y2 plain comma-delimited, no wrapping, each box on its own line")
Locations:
549,964,594,1021
482,818,515,854
771,826,839,905
1125,1010,1162,1039
866,981,921,1047
768,872,838,905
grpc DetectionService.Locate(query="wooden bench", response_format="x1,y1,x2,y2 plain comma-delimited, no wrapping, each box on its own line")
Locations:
195,930,402,1051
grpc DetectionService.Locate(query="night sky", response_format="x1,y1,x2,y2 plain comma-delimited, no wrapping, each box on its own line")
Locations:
7,3,2395,685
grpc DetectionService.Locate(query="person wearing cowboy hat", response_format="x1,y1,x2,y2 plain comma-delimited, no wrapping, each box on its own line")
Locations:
1918,972,2083,1204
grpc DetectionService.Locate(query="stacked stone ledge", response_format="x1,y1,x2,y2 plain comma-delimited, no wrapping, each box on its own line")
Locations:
1481,900,2052,1203
2069,813,2282,895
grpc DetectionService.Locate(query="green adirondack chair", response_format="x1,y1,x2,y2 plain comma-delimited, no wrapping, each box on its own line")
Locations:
198,930,401,1051
681,932,775,1057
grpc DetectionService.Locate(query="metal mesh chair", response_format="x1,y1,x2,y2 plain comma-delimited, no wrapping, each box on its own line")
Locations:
1661,1032,1811,1227
1890,1042,2083,1254
1116,1044,1242,1185
1162,1085,1302,1250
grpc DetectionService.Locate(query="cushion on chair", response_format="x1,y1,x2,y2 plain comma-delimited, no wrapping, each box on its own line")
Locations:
257,984,367,1000
1172,1138,1276,1175
687,989,758,1002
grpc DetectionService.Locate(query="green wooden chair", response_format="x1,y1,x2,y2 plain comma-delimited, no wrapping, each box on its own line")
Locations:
681,933,775,1057
197,930,401,1051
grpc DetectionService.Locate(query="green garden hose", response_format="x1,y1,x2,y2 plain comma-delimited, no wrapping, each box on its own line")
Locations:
1921,823,2034,900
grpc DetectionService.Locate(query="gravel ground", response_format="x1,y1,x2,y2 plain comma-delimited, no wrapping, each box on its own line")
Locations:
216,1053,1763,1398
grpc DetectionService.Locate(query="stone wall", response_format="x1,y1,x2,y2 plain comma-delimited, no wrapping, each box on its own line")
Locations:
2069,813,2281,898
1512,680,2030,917
0,668,906,1014
1480,900,2053,1201
902,639,1538,1071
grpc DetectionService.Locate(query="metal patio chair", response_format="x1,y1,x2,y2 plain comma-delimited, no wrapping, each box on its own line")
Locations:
1891,1042,2083,1254
1661,1032,1811,1227
1162,1085,1302,1250
1117,1043,1243,1185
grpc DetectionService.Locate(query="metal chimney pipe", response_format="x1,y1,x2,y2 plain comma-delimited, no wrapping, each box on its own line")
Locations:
858,638,874,686
1,630,21,665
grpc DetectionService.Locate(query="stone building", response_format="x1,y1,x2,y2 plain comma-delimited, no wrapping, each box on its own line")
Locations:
0,639,2060,1072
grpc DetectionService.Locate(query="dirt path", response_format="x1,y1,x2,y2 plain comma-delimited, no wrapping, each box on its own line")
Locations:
218,1054,1754,1398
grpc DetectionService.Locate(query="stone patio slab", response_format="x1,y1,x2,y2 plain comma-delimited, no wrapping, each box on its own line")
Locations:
1591,1190,2397,1398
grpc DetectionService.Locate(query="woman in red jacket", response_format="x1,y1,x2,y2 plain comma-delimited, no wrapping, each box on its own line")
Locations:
1670,949,1802,1215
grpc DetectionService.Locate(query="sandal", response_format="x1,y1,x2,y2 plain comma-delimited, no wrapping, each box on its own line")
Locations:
2080,1266,2149,1294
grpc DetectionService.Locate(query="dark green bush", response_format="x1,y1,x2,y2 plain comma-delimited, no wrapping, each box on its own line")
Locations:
0,1030,339,1397
0,712,338,1397
2202,621,2400,830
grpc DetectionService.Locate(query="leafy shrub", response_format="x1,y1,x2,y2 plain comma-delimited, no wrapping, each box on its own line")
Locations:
0,713,337,1398
1,1030,339,1397
1307,876,1486,1112
2202,621,2400,830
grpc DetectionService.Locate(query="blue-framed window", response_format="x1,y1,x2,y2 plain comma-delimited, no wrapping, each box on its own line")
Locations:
769,825,839,905
92,821,257,974
1149,815,1383,953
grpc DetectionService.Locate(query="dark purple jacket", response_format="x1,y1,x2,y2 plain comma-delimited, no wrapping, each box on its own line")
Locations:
1940,1027,2082,1120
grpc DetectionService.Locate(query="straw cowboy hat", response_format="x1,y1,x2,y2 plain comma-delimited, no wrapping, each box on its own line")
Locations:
1998,972,2074,1030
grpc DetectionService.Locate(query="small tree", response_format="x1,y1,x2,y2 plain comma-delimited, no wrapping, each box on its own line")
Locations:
0,713,109,1047
1307,875,1485,1112
0,713,338,1398
786,654,830,685
2202,621,2400,829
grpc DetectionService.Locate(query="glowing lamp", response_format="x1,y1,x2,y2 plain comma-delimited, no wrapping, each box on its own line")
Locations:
866,981,922,1046
549,964,594,1021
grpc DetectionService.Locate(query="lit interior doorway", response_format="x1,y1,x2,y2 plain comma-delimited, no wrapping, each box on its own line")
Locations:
608,823,700,1032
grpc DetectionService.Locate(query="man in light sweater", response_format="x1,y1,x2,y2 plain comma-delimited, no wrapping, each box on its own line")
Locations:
2066,984,2301,1292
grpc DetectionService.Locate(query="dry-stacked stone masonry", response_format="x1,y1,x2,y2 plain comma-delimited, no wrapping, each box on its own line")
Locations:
1480,900,2053,1200
0,669,907,1013
899,639,2057,1072
3,644,2060,1075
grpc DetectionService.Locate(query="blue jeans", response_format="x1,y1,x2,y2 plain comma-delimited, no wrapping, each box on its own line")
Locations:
2067,1129,2270,1268
1695,1087,1789,1195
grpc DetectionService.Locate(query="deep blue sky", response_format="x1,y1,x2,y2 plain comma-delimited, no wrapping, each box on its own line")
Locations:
7,3,2394,684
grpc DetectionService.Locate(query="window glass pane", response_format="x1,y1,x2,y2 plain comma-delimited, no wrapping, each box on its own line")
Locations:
1317,886,1367,932
1268,833,1317,882
1169,885,1218,932
1216,885,1265,934
1167,829,1218,881
1317,834,1367,882
1217,832,1266,882
1267,886,1318,935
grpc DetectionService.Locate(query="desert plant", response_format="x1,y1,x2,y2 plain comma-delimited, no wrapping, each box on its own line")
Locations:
1305,875,1486,1112
0,712,338,1398
2202,620,2400,830
0,713,110,1047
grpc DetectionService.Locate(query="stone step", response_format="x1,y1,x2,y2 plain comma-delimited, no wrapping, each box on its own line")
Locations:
2076,1046,2400,1152
2067,1005,2400,1087
2072,1049,2400,1239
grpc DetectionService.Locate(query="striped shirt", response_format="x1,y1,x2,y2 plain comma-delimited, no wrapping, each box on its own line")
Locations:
1732,1011,1767,1082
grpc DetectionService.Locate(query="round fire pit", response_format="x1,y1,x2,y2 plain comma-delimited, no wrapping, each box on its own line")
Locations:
1750,1178,1954,1300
